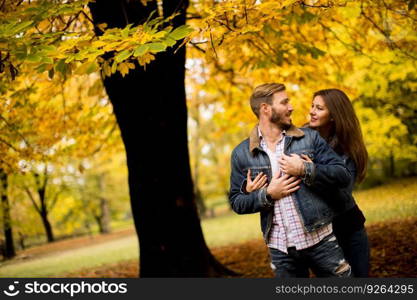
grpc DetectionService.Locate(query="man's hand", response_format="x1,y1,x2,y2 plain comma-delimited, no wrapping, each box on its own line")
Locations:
246,169,268,193
266,173,301,200
279,154,305,176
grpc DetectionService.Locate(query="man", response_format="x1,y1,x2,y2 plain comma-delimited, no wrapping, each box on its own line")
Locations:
229,83,352,277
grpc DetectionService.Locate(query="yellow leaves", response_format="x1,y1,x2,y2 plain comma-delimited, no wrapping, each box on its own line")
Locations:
354,101,413,161
103,59,136,77
3,2,193,81
133,29,156,44
118,63,129,77
137,53,155,66
240,24,263,34
74,61,98,75
97,23,108,32
114,50,133,62
258,0,298,11
102,61,112,77
338,5,361,19
117,62,136,77
140,0,151,6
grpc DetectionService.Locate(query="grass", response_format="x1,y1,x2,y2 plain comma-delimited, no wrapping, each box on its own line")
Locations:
0,236,139,277
354,177,417,224
0,177,415,277
203,213,262,247
0,214,261,278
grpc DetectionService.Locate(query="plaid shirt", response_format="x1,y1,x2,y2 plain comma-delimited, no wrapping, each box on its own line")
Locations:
259,129,332,254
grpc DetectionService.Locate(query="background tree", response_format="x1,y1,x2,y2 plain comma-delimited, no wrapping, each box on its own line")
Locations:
0,168,15,258
23,166,61,242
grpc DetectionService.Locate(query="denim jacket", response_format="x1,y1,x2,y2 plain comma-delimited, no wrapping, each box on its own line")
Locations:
228,125,351,242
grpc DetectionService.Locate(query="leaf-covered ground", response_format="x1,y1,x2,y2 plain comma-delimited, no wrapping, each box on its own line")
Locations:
66,218,417,278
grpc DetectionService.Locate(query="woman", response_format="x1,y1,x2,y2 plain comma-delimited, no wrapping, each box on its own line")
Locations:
306,89,369,277
246,88,370,277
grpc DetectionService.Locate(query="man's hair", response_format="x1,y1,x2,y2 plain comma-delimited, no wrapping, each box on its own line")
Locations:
250,83,286,118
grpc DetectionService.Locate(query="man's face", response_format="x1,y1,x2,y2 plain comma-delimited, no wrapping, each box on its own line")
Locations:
268,91,293,130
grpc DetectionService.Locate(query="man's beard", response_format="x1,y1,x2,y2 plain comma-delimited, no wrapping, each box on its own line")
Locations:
270,108,291,130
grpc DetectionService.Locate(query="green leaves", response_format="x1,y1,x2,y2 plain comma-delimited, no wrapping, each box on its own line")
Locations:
294,43,326,58
1,0,194,80
0,20,33,39
26,53,43,63
15,45,28,60
297,11,317,24
55,59,69,77
11,21,34,36
310,47,326,59
133,45,149,57
169,25,194,40
114,50,133,63
148,43,167,53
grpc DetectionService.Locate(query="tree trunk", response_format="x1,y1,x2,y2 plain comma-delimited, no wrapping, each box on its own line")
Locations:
97,174,111,234
89,0,234,277
96,197,111,234
191,104,207,217
194,186,206,217
389,151,395,177
0,169,16,259
34,172,55,242
40,211,54,243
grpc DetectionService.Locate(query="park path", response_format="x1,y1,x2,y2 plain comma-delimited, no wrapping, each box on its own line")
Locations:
1,227,136,266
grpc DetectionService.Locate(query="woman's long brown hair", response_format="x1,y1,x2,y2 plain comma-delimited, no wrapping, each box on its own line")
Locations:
313,89,368,183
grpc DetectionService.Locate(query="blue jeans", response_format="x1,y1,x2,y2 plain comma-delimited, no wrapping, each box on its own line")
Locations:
269,233,352,278
334,227,370,277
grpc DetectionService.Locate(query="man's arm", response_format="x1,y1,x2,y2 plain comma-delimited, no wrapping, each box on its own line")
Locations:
303,132,351,189
279,132,351,189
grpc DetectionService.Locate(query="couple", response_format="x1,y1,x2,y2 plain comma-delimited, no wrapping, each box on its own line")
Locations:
229,83,369,278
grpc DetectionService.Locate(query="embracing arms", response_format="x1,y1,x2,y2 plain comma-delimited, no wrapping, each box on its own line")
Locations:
229,149,301,214
279,132,351,190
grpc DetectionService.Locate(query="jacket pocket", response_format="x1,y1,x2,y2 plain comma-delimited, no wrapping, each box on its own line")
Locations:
244,166,271,181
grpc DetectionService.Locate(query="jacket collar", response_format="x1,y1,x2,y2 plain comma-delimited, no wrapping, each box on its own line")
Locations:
249,124,304,153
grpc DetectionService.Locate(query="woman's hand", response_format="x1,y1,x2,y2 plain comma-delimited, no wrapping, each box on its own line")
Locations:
279,154,305,176
246,169,268,193
300,154,313,163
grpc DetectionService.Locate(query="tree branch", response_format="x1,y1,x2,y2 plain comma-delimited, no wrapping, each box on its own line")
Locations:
24,186,41,214
0,158,14,171
190,42,206,53
360,8,417,60
0,137,19,153
0,113,32,150
48,187,65,211
300,1,337,8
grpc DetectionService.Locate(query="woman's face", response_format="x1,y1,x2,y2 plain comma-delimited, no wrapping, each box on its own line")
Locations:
309,95,331,129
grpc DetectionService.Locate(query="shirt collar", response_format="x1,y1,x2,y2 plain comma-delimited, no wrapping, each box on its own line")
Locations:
258,127,286,141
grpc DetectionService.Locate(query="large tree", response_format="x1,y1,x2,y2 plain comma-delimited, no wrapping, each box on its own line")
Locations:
88,0,231,277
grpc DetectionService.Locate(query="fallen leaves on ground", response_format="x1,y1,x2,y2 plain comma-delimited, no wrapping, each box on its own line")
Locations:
65,218,417,278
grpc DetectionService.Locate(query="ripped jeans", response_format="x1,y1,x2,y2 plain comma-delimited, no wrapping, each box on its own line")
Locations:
269,233,352,278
